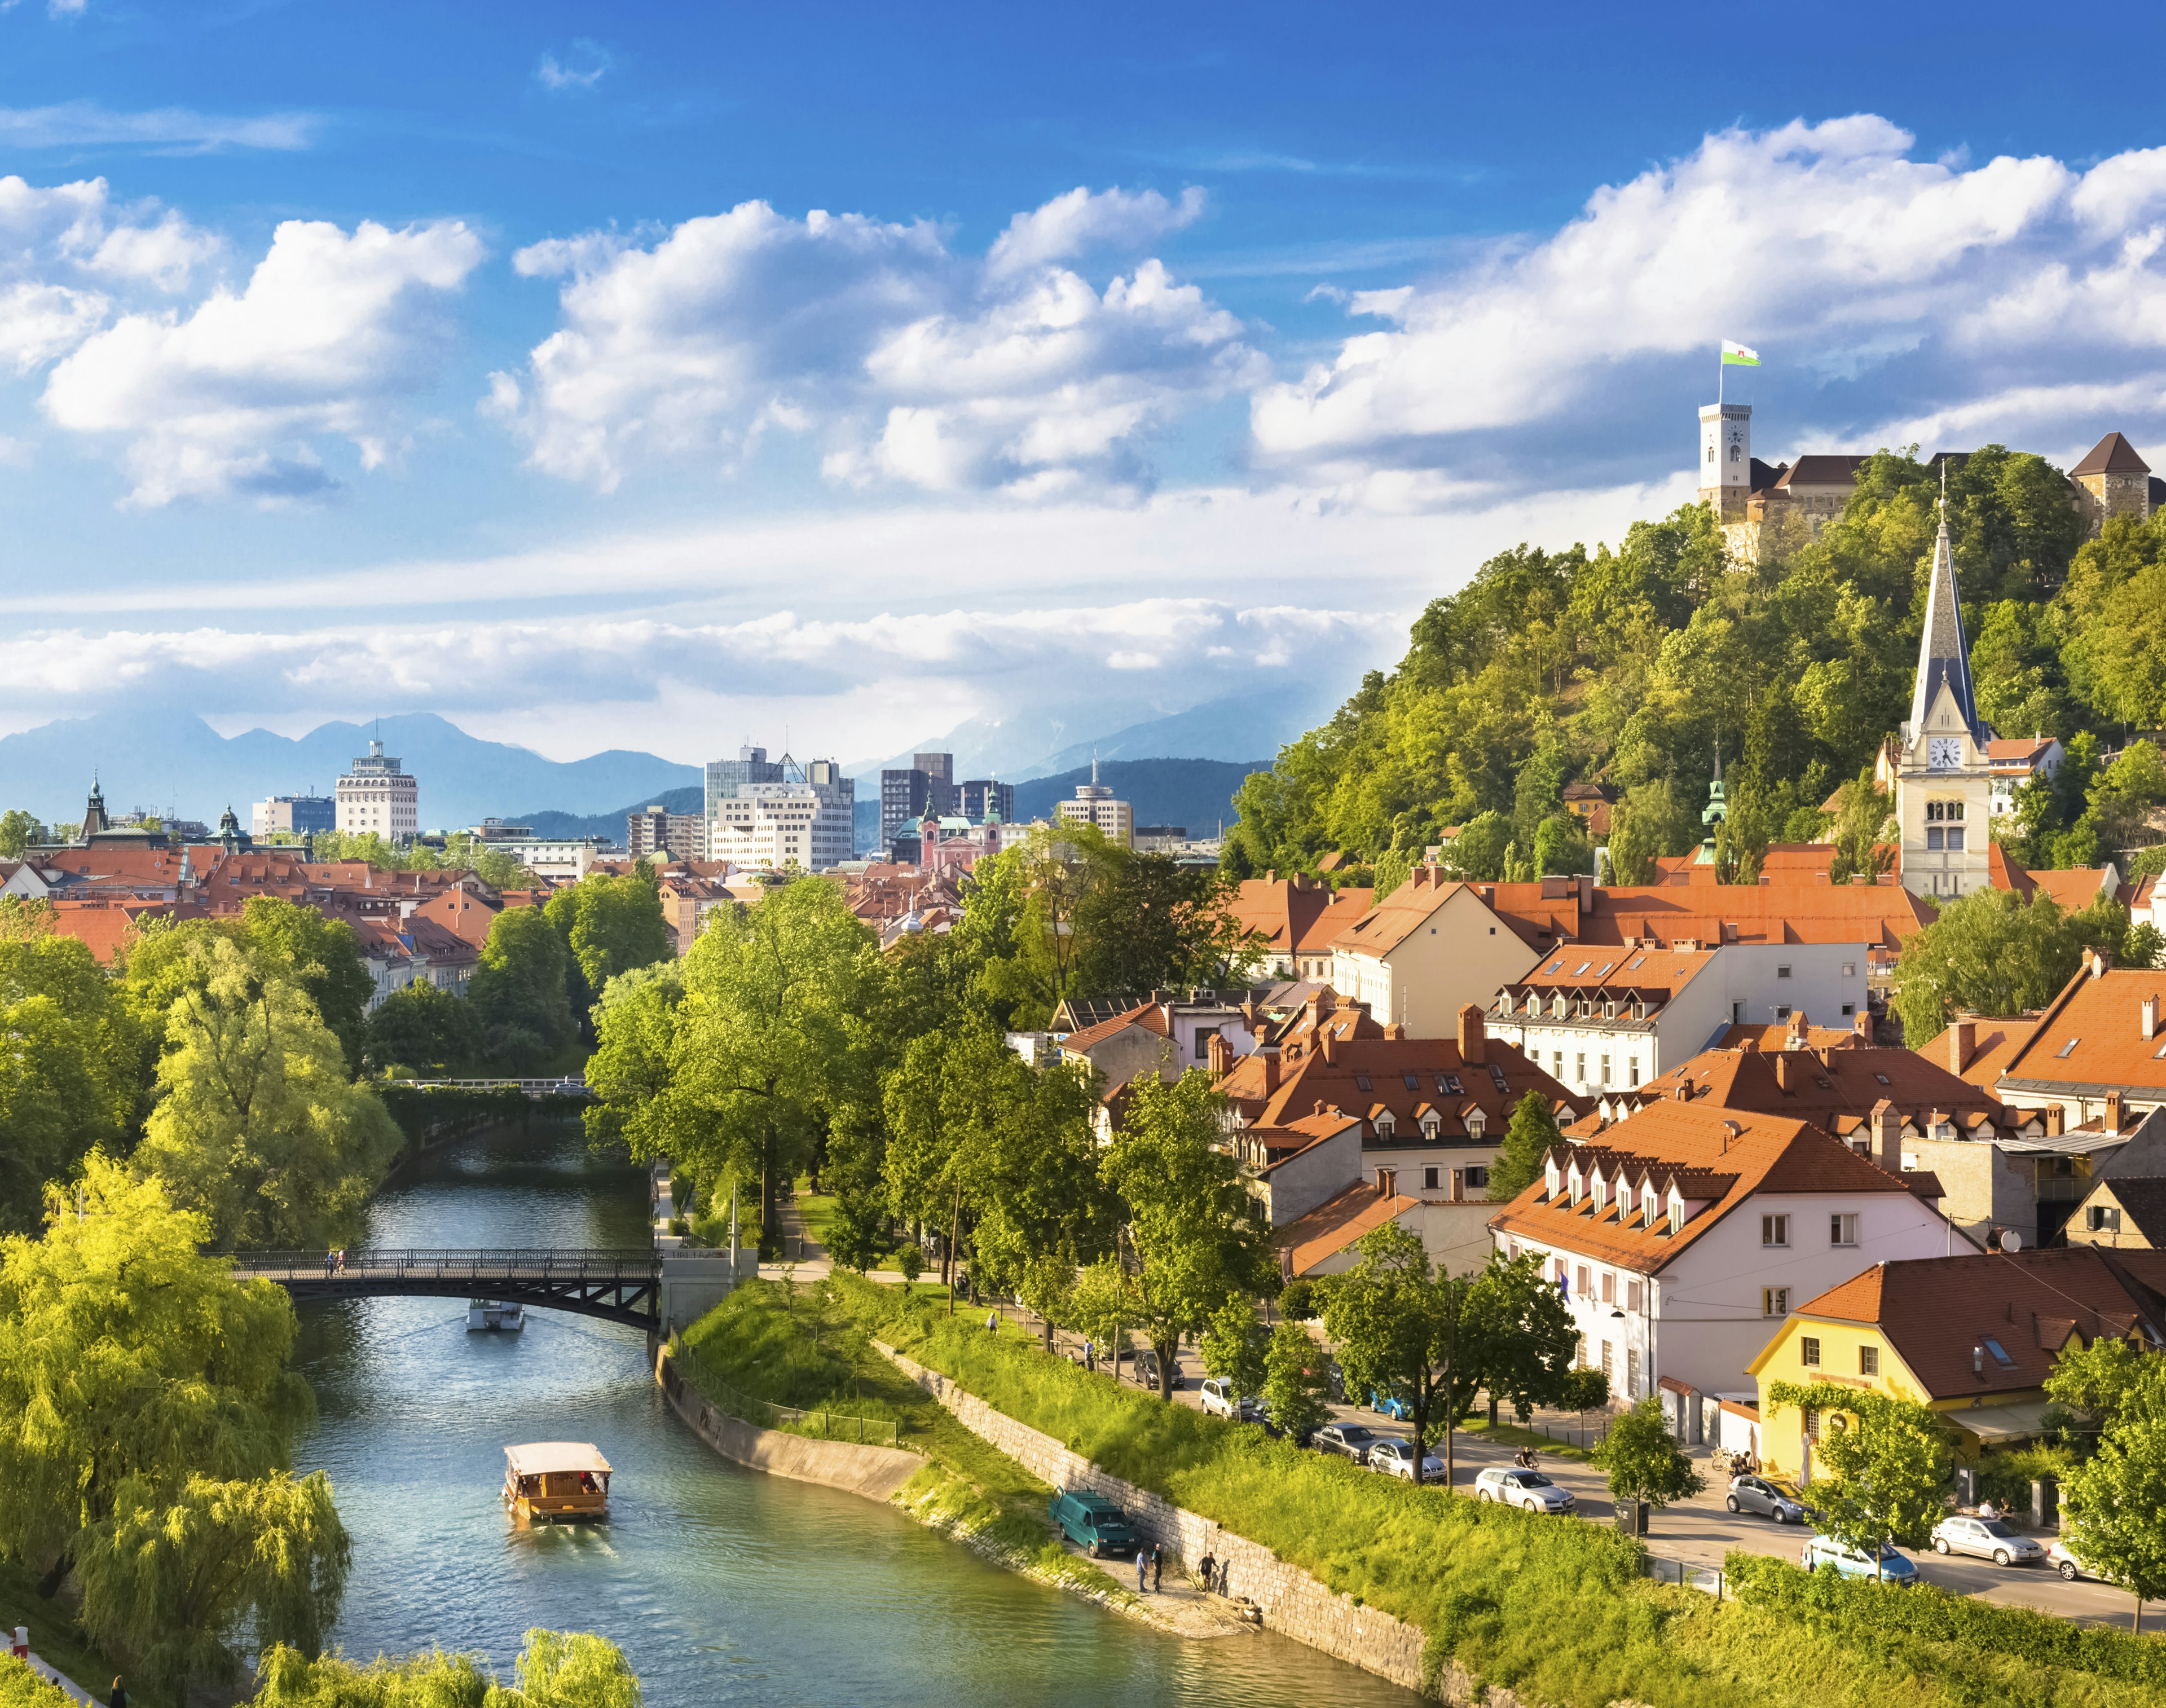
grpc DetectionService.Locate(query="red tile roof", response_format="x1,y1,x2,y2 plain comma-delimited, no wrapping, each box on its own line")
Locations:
1992,963,2166,1097
2071,432,2151,477
1478,877,1927,952
1218,1027,1582,1141
1328,870,1493,958
1059,1000,1172,1055
1781,1247,2166,1402
1601,1042,2015,1140
1274,1181,1425,1276
1227,876,1375,958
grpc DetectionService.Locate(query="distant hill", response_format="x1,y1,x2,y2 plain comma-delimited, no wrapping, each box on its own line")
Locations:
1014,759,1266,839
518,785,705,844
0,709,700,831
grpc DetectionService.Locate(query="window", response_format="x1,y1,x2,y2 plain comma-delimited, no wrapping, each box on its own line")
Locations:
1403,1072,1420,1090
1423,1166,1439,1191
1626,1348,1641,1399
1355,1073,1373,1092
1553,1051,1564,1076
1762,1287,1790,1317
1194,1027,1217,1059
1555,1259,1569,1288
1842,963,1856,979
1464,1165,1489,1190
2089,1205,2121,1232
1576,1264,1591,1297
1775,1006,1791,1021
1763,1214,1790,1247
1575,1051,1586,1081
1800,1336,1822,1368
1600,1054,1612,1085
1947,827,1965,850
1601,1271,1615,1305
1602,1340,1614,1384
2055,1037,2080,1058
1859,1345,1879,1377
1925,827,1944,851
1831,1213,1859,1247
1804,1407,1821,1442
1841,1003,1855,1018
1629,1058,1641,1088
1626,1280,1642,1311
1982,1336,2015,1368
1777,964,1793,980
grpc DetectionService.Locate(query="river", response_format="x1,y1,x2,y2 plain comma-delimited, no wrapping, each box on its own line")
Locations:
292,1121,1420,1707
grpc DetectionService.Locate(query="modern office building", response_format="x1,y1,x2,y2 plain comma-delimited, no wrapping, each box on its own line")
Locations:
958,777,1014,822
1056,759,1133,848
880,751,957,849
708,747,855,869
335,738,418,840
251,794,336,839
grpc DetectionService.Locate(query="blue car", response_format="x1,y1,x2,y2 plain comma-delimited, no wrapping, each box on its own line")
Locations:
1370,1392,1413,1420
1801,1534,1919,1586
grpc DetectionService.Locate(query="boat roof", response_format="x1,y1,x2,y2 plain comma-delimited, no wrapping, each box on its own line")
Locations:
504,1441,611,1476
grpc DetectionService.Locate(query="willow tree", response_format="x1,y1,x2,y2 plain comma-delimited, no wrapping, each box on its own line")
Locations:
250,1628,641,1707
136,936,402,1250
0,1157,346,1703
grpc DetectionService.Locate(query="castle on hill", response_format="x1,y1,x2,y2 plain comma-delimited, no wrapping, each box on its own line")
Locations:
1696,402,2161,562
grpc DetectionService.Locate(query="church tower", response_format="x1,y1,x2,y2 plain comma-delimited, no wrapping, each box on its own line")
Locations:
1896,485,1994,900
1698,402,1751,521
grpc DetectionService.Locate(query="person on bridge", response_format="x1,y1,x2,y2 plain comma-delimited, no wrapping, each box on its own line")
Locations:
324,1250,335,1278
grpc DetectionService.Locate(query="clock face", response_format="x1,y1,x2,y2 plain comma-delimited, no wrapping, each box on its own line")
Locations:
1928,736,1964,771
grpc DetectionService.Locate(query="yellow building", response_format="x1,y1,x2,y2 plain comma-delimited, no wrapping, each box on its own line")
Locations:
1747,1247,2166,1482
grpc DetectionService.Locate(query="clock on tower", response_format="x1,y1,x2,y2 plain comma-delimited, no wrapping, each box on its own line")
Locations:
1927,736,1963,771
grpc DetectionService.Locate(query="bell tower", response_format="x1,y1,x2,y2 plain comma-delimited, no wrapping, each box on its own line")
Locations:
1698,403,1751,521
1896,476,1995,900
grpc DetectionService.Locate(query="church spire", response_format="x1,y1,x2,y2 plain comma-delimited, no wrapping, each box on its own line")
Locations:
1906,465,1984,741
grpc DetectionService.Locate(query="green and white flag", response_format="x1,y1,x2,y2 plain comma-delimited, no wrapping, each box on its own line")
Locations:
1721,340,1760,367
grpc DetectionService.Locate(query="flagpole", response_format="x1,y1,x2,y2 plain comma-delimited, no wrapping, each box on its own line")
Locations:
1718,343,1724,408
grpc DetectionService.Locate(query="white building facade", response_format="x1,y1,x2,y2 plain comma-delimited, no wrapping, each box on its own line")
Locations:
705,750,855,871
335,739,418,840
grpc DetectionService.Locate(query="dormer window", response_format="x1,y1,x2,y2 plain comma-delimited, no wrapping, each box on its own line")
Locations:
1467,1108,1487,1141
1641,1186,1658,1223
1591,1174,1608,1212
1567,1163,1585,1201
1551,995,1567,1018
1374,1112,1395,1138
1667,1190,1684,1233
1545,1157,1562,1197
1421,1113,1440,1139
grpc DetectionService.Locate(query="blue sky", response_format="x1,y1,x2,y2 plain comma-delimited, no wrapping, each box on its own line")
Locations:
7,1,2166,771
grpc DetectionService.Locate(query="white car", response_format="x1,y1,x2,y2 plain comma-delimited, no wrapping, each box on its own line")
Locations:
1199,1378,1257,1420
2046,1537,2102,1582
1474,1467,1576,1513
1931,1515,2044,1566
1368,1440,1445,1481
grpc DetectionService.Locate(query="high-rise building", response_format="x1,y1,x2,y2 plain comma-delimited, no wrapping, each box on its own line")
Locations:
253,794,336,839
1057,758,1133,848
880,751,956,849
957,778,1014,821
628,805,706,861
335,738,418,840
707,747,855,869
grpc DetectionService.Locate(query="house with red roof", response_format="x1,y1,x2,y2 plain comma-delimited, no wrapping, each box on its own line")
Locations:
1227,871,1373,981
1324,866,1539,1038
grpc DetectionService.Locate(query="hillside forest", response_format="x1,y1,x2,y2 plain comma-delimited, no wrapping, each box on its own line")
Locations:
1220,447,2166,893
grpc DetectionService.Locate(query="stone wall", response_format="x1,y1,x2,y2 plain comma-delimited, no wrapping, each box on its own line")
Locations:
657,1346,922,1503
876,1341,1432,1696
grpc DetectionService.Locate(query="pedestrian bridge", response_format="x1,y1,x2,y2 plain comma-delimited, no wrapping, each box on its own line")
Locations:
232,1247,670,1329
384,1077,593,1100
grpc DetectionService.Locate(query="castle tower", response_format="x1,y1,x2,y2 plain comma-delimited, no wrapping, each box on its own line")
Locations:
2068,432,2152,532
1895,483,1994,900
1698,403,1751,521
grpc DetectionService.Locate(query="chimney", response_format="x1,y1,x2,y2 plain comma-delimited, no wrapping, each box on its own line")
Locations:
1672,1081,1692,1102
1872,1099,1903,1174
1854,1008,1874,1041
2091,947,2114,979
1264,869,1276,884
1788,1010,1808,1048
1579,871,1594,908
2105,1090,2125,1137
1949,1019,1975,1076
1320,1031,1339,1066
1207,1032,1232,1076
1458,1002,1487,1064
1150,987,1172,1007
1738,1036,1758,1054
2046,1103,2065,1138
1260,1046,1280,1095
1775,1052,1797,1093
1721,1118,1742,1154
1376,1166,1397,1200
2144,994,2160,1043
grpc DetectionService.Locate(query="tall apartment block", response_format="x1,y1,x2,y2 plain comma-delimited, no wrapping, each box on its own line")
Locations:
707,746,855,869
335,737,418,840
880,750,957,849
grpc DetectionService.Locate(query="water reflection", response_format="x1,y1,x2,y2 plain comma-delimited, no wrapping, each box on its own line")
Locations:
293,1123,1417,1706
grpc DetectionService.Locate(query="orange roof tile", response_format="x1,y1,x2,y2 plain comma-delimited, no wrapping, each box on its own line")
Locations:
1993,963,2166,1097
1220,1028,1583,1139
1274,1181,1425,1276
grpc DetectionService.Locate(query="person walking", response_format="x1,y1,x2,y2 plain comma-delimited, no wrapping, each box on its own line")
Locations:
1136,1545,1149,1594
109,1679,127,1708
985,1308,998,1335
323,1249,334,1278
1198,1549,1216,1595
1085,1338,1095,1374
1151,1543,1163,1592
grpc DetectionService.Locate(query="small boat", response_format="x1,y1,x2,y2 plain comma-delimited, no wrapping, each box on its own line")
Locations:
504,1442,611,1522
467,1298,526,1332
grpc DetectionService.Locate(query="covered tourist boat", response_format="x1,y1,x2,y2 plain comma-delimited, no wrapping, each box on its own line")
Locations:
503,1442,611,1521
467,1298,526,1331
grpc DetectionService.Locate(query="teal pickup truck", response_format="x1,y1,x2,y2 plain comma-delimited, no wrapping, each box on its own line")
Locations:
1049,1487,1139,1558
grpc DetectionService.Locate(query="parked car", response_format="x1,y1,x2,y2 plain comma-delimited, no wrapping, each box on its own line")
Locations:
1800,1534,1919,1586
1931,1515,2044,1566
1368,1439,1445,1481
1726,1474,1810,1525
1049,1488,1140,1558
1254,1402,1317,1449
2046,1537,2102,1582
1126,1347,1183,1390
1370,1391,1414,1420
1474,1467,1576,1513
1200,1378,1258,1420
1312,1423,1380,1464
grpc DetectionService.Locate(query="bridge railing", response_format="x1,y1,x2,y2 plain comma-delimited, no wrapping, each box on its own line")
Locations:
669,1337,902,1449
383,1077,592,1096
232,1247,658,1279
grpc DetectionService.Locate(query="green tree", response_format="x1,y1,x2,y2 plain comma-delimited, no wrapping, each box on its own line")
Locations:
1099,1070,1270,1400
1437,811,1513,882
1261,1319,1333,1442
362,978,481,1077
1199,1293,1269,1408
582,964,686,1157
1890,887,2095,1042
1768,1381,1953,1579
1592,1397,1704,1525
0,809,50,858
1487,1091,1562,1204
1826,767,1895,885
0,1157,336,1698
468,906,578,1071
235,898,375,1075
250,1628,641,1707
1323,1222,1477,1487
2058,1357,2166,1632
544,869,675,1024
0,930,143,1232
1469,1245,1582,1428
1531,812,1594,878
135,936,402,1249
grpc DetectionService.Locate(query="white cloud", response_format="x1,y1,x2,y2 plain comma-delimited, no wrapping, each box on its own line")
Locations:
1248,116,2166,499
487,185,1251,498
41,217,485,505
536,42,612,93
0,102,315,152
0,175,218,371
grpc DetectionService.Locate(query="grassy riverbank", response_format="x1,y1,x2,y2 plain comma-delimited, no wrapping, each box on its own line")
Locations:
838,1274,2166,1708
0,1561,117,1706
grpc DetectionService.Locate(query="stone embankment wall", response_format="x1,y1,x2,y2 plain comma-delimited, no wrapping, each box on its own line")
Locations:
877,1341,1431,1696
657,1346,921,1502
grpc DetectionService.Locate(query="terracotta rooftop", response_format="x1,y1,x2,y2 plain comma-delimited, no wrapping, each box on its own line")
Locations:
1775,454,1870,488
1489,1099,1931,1275
1058,1001,1172,1055
1993,962,2166,1097
1273,1179,1424,1276
1228,875,1375,959
1984,737,2058,765
1596,1042,2015,1141
1328,869,1500,959
1915,1015,2041,1091
1773,1247,2166,1402
1476,877,1928,953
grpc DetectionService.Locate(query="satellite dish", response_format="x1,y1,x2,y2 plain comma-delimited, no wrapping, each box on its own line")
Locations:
2001,1229,2023,1253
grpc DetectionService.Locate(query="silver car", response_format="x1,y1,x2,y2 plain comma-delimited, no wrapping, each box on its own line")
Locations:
1368,1439,1445,1481
1474,1466,1575,1513
1931,1515,2043,1566
1726,1474,1809,1524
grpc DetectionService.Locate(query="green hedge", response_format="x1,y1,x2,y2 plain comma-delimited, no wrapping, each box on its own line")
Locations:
0,1659,75,1708
1729,1551,2164,1687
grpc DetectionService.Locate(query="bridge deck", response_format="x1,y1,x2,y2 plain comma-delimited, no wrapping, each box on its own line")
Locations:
232,1248,662,1328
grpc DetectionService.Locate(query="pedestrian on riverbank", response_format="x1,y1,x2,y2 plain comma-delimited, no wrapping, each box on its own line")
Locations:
1137,1546,1148,1593
109,1679,127,1708
1198,1550,1215,1593
1152,1544,1163,1592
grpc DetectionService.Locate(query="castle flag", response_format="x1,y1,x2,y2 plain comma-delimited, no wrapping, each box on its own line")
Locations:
1720,340,1760,367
